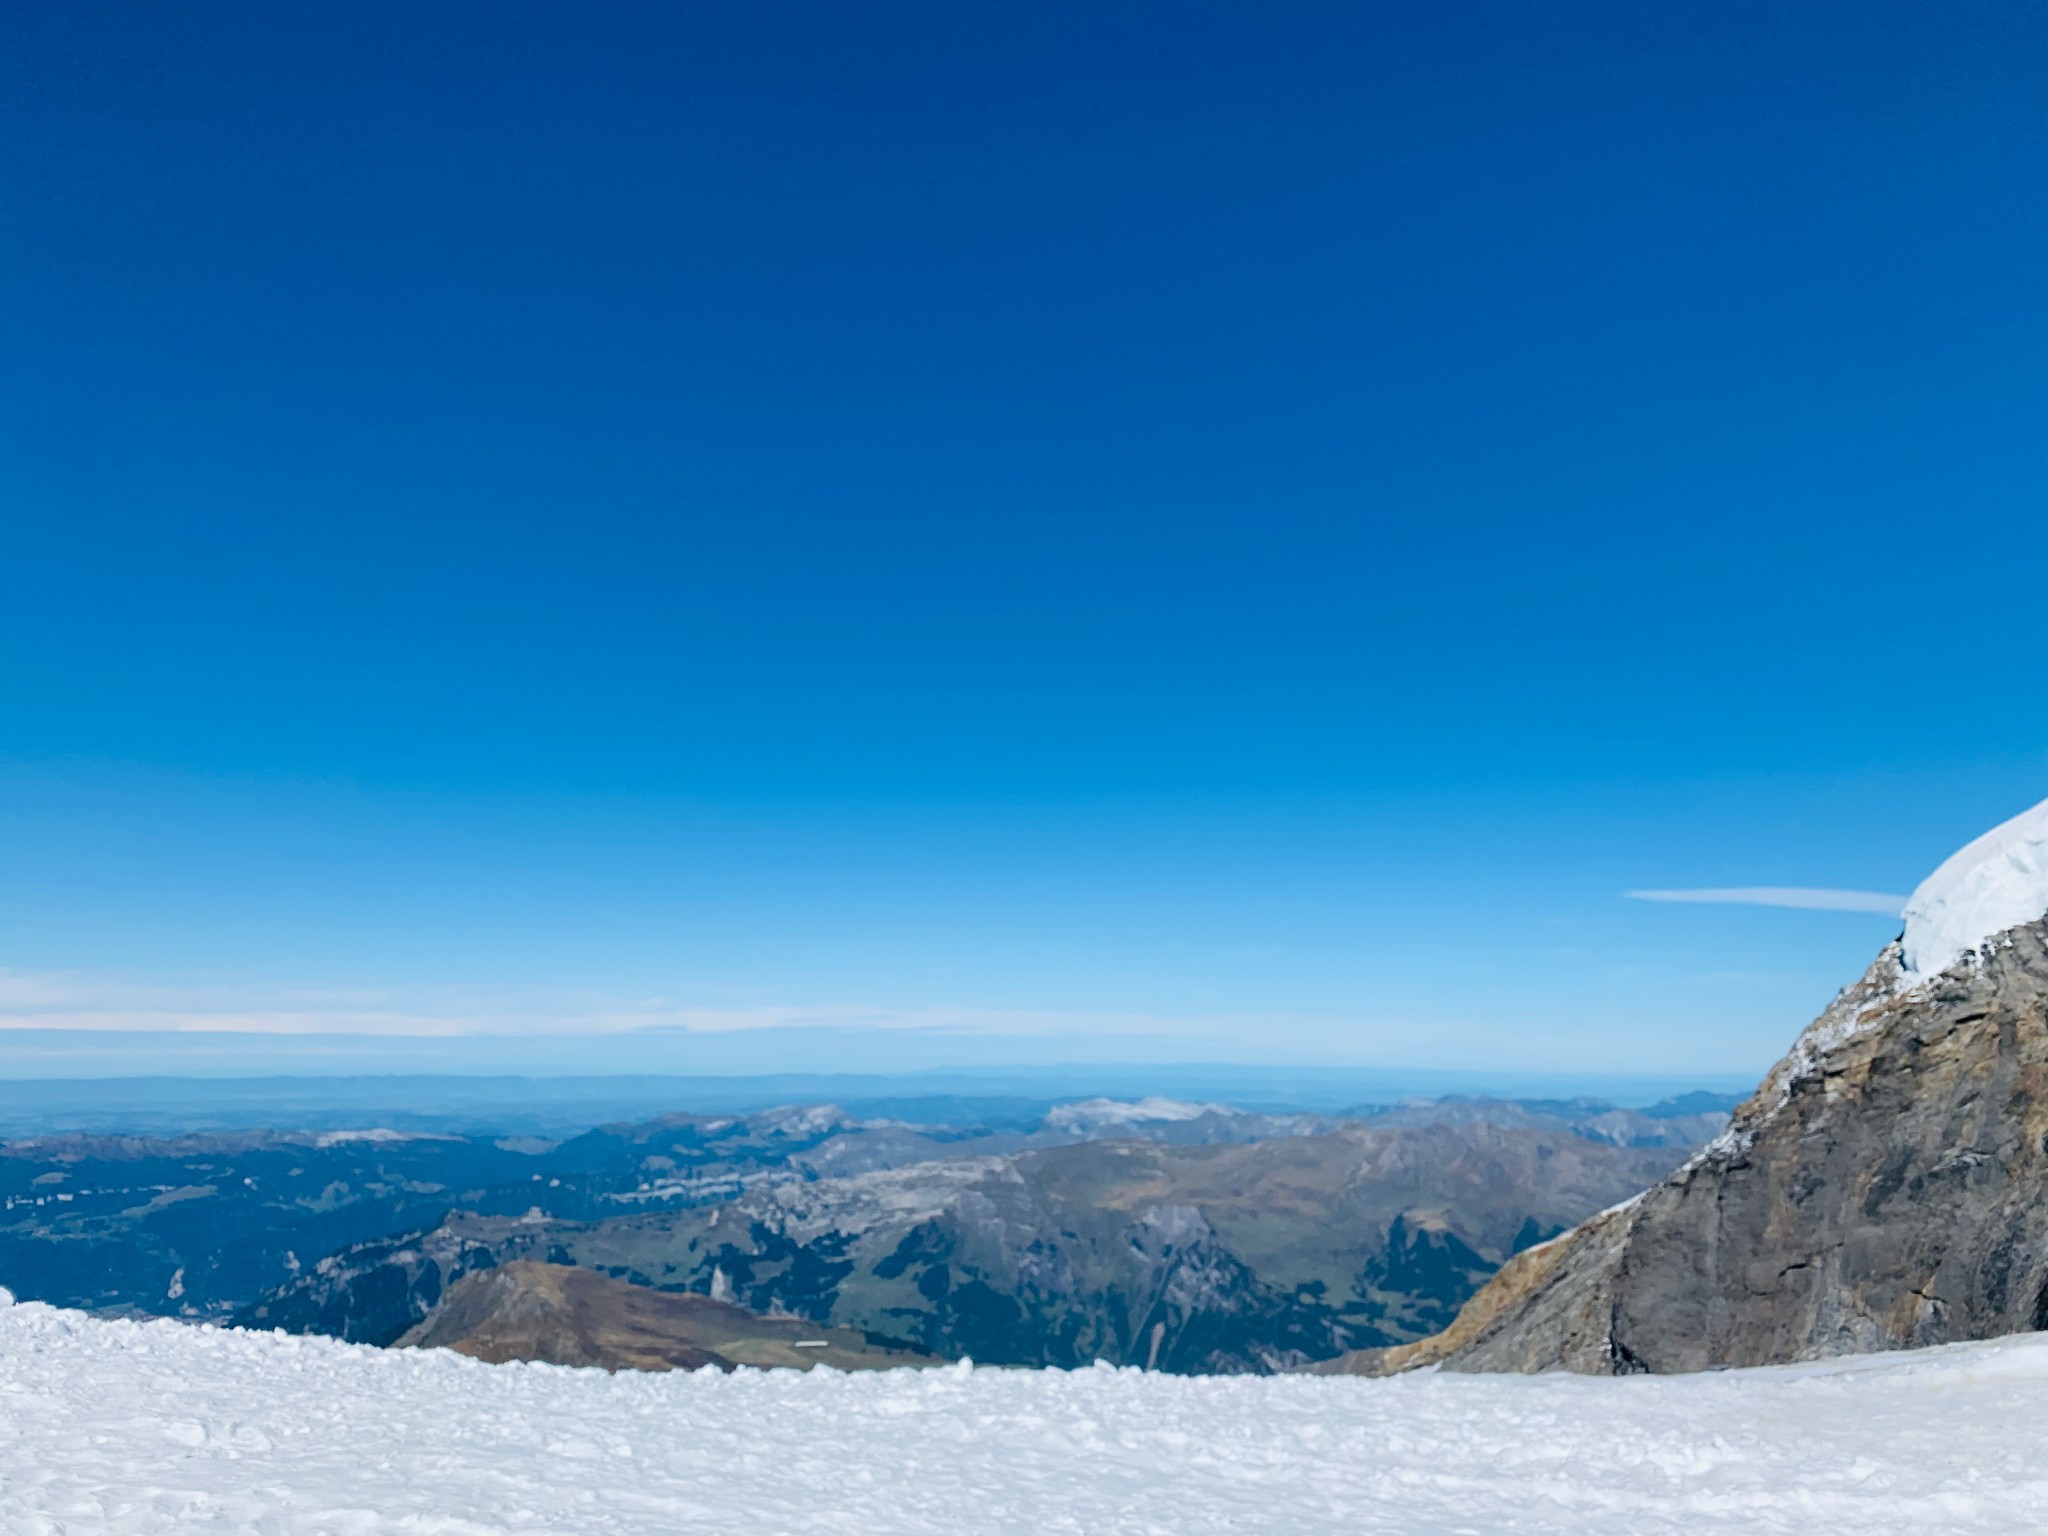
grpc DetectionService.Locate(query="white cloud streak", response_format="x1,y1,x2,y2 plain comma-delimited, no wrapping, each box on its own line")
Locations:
1626,887,1907,916
0,968,1207,1040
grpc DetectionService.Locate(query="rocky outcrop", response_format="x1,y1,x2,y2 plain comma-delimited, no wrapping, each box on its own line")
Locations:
1326,918,2048,1375
400,1260,933,1372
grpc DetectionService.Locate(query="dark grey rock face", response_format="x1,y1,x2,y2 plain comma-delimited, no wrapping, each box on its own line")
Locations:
1347,921,2048,1375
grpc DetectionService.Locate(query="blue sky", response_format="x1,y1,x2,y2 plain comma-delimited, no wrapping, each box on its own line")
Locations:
1,2,2043,1081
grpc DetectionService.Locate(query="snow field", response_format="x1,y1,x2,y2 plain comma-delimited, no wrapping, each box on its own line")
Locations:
1,1298,2045,1534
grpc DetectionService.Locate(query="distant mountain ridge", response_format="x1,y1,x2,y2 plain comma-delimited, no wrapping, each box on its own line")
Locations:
0,1069,1752,1139
238,1110,1708,1373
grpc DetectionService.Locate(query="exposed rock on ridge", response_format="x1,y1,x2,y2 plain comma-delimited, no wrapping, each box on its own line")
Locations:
1323,919,2048,1375
399,1260,933,1372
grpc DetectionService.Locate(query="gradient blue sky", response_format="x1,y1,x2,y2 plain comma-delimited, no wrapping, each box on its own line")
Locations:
2,2,2044,1081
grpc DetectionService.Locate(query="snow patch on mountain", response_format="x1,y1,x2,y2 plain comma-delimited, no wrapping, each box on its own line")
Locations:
753,1104,856,1137
1901,795,2048,984
752,1155,1017,1240
1046,1096,1218,1129
2,1301,2046,1533
311,1128,423,1148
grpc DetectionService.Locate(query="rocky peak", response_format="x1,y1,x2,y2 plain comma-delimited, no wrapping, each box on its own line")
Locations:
1321,805,2048,1378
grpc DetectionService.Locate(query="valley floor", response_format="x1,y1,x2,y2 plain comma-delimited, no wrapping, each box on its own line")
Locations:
0,1295,2042,1534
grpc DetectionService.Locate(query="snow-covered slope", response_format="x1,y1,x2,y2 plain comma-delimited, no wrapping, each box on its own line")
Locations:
2,1297,2044,1533
1043,1095,1220,1129
1901,795,2048,982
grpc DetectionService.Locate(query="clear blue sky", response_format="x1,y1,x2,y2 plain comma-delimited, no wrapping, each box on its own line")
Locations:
1,2,2043,1082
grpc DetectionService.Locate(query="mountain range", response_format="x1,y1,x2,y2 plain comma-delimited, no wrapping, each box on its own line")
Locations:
233,1099,1719,1372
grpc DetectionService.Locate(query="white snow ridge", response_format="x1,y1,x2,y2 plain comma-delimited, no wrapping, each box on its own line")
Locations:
1045,1095,1216,1129
4,1301,2047,1534
1901,794,2048,983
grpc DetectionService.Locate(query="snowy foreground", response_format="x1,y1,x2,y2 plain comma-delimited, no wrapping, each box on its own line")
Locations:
2,1299,2046,1534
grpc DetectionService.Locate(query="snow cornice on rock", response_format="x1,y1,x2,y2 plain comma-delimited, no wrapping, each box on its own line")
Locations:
1900,795,2048,985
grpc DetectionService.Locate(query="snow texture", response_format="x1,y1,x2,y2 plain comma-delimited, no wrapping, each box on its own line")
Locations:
1901,795,2048,983
2,1295,2046,1534
1045,1096,1217,1128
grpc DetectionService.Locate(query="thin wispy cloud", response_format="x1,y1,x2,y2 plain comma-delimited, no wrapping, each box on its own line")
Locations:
0,968,1211,1040
1626,887,1906,916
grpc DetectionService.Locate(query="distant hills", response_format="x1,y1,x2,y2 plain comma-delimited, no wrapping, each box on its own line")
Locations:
0,1067,1754,1138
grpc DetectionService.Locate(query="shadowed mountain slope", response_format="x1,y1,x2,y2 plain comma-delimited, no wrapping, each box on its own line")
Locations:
401,1260,935,1372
